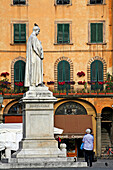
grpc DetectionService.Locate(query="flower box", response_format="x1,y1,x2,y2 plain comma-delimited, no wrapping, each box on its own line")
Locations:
53,93,59,96
4,93,11,96
98,93,105,95
11,93,18,95
82,93,90,95
59,93,66,95
106,93,113,95
76,93,82,95
18,93,24,95
90,93,97,95
68,93,75,95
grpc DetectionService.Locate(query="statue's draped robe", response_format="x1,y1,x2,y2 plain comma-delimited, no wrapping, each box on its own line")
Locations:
24,33,43,87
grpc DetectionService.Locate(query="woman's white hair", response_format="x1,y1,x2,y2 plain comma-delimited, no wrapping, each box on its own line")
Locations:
86,129,91,134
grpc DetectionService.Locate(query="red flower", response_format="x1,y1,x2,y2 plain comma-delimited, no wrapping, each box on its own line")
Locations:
78,81,86,85
0,72,9,77
15,82,24,86
77,71,85,77
58,81,65,85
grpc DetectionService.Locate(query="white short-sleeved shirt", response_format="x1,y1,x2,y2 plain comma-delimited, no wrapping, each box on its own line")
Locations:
82,134,94,150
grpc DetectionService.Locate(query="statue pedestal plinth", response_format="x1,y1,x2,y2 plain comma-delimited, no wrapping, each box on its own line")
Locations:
13,86,65,159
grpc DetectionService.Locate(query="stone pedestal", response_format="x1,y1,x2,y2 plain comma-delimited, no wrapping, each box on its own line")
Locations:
14,86,65,159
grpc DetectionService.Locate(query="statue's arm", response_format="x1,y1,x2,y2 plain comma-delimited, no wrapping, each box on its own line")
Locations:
32,37,40,57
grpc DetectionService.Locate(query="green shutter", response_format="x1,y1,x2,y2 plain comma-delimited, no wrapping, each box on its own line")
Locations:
13,0,26,5
91,23,103,43
58,61,63,81
20,24,26,42
14,61,20,82
57,24,63,43
91,60,103,90
14,24,19,42
14,60,25,84
91,23,96,43
14,24,26,43
58,60,70,90
63,24,69,43
97,23,103,43
57,24,70,44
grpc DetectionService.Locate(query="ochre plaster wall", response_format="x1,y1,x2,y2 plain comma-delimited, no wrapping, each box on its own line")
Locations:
0,0,112,86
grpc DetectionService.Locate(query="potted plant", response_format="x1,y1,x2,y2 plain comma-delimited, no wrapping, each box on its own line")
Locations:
53,90,59,96
59,89,66,95
68,89,76,95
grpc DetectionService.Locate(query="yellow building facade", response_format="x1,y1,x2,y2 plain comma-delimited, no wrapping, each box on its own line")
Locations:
0,0,113,158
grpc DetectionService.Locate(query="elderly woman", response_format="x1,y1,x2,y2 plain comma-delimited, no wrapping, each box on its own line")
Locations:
82,128,94,167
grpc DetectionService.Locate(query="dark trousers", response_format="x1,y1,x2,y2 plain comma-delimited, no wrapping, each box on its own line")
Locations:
84,150,93,167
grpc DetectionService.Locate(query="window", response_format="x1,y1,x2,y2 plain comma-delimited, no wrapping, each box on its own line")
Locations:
89,23,104,43
58,60,70,91
14,24,26,44
11,20,28,45
13,0,26,5
57,24,70,44
14,60,25,89
91,60,103,90
56,0,70,5
90,0,103,4
55,102,87,115
8,103,22,115
55,21,72,44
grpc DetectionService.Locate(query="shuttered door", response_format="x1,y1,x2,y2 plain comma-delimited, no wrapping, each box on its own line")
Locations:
91,60,103,90
58,60,70,90
14,60,25,87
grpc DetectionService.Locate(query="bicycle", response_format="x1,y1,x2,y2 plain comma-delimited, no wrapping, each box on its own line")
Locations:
103,147,113,158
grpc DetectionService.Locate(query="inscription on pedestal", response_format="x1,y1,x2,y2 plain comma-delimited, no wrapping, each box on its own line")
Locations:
36,92,51,97
29,104,50,108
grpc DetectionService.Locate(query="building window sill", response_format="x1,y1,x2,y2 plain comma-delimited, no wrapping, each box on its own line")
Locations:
54,3,72,6
87,42,107,45
87,3,106,6
54,43,73,45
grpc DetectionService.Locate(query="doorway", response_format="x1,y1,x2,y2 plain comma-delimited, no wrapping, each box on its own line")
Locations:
101,107,113,150
61,138,84,157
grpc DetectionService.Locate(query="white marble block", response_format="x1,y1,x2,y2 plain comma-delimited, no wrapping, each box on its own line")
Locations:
14,86,65,159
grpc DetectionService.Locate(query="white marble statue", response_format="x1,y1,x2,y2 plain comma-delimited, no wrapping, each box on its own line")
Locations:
24,24,44,87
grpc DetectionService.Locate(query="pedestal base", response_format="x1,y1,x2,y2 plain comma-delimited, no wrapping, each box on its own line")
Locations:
13,86,66,159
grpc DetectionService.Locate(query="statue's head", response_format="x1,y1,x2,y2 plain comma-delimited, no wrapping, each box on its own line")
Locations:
33,23,40,35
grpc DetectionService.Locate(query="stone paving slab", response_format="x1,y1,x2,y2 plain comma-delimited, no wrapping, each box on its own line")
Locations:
0,161,87,169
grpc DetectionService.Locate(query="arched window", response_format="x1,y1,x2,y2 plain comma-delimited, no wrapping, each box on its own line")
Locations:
91,60,103,90
8,103,22,115
57,60,70,91
14,60,25,89
55,102,87,115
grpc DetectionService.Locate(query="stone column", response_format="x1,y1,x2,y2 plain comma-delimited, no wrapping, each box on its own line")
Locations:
96,114,102,157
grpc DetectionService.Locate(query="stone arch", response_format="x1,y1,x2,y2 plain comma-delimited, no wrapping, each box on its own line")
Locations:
54,56,73,90
87,56,107,82
11,56,26,89
3,99,19,114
